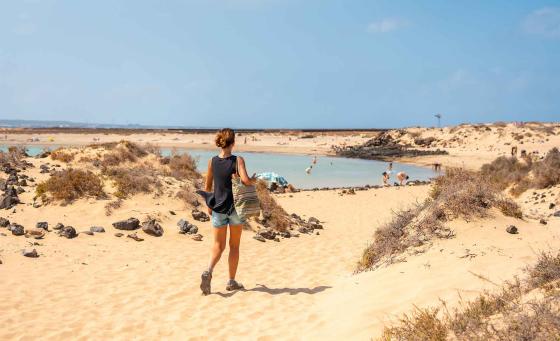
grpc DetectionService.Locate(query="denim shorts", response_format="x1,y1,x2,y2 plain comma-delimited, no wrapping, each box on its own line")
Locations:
211,209,245,228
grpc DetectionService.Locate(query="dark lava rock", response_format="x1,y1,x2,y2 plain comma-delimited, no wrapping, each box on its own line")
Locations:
21,248,38,258
334,131,448,160
142,219,164,237
279,231,291,238
112,218,140,230
298,226,311,234
540,219,547,225
253,234,266,242
0,193,19,210
127,232,144,242
59,226,77,239
36,222,49,230
506,225,518,234
257,228,276,240
554,211,560,217
191,209,210,222
192,234,203,241
169,210,176,215
178,219,192,233
90,226,105,233
308,217,320,225
80,231,94,236
53,223,64,230
114,232,124,237
550,203,556,210
0,217,9,227
10,223,25,236
16,187,25,194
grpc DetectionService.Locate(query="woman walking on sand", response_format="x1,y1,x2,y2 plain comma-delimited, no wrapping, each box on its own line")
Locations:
198,128,255,295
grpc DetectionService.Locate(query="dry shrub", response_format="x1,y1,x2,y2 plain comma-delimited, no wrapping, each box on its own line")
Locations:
480,148,560,196
532,148,560,189
495,197,523,218
448,279,523,337
430,168,496,219
104,199,123,216
380,307,448,341
101,141,151,167
256,180,290,231
163,152,200,180
526,251,560,290
103,165,161,199
494,121,508,127
480,156,531,190
379,251,560,341
357,206,420,272
36,168,105,202
0,146,27,167
50,148,75,163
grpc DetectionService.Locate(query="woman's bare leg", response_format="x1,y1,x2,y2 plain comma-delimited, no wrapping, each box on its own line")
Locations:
228,224,243,280
208,227,227,273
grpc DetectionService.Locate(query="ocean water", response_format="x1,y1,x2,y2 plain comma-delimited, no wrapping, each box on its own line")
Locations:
2,145,436,189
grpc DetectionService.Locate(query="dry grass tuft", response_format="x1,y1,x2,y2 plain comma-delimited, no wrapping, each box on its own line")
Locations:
256,180,290,232
480,148,560,196
526,251,560,290
380,307,448,341
480,156,531,191
100,141,155,167
163,152,201,180
0,146,29,167
102,165,161,199
495,197,523,218
36,168,105,202
357,205,422,272
532,147,560,189
379,251,560,341
430,168,497,219
104,199,123,216
50,148,75,163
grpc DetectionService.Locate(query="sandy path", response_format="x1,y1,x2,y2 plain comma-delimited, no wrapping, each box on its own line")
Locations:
2,184,559,340
0,187,426,340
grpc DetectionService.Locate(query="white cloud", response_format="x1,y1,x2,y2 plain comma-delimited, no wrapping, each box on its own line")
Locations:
523,7,560,38
367,17,408,34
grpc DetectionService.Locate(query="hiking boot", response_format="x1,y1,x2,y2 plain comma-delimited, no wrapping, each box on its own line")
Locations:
226,279,244,291
200,271,212,295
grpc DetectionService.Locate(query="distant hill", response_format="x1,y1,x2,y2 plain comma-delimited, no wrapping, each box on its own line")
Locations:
0,119,185,129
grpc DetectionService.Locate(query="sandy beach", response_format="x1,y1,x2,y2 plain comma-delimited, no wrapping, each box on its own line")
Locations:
1,123,559,340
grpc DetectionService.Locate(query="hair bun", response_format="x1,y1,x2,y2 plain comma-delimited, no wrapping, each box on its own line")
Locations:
215,128,235,148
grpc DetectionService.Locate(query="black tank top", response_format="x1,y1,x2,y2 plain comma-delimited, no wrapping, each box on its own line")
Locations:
210,155,237,214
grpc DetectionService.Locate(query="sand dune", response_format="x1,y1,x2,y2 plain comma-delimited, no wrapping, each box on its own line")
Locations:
1,184,558,340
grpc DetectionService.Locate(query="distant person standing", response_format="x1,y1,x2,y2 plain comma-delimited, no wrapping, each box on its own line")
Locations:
312,156,317,165
396,172,409,186
382,171,389,186
386,162,393,179
306,165,313,174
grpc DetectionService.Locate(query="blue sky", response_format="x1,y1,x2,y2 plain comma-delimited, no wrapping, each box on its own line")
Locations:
1,0,559,128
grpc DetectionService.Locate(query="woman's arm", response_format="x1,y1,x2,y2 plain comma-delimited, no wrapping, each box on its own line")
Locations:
237,156,255,186
205,158,213,192
205,159,213,215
